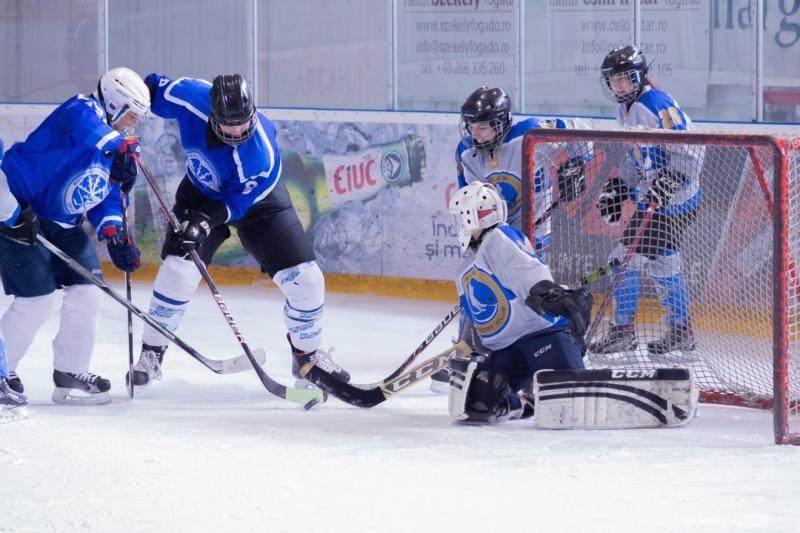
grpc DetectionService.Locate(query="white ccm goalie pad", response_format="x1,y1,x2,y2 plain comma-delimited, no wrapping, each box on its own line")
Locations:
533,368,698,429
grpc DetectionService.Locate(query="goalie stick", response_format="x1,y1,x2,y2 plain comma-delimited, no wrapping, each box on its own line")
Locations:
383,304,461,381
301,260,620,407
36,234,264,375
137,159,325,409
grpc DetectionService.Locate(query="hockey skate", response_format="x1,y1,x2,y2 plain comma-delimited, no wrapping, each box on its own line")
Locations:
52,370,111,405
587,323,639,365
7,371,24,394
288,335,350,389
647,324,699,365
126,344,165,390
429,368,450,394
0,378,28,423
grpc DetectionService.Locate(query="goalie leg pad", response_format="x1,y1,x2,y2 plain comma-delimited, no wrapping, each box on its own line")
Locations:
533,368,698,429
449,358,520,423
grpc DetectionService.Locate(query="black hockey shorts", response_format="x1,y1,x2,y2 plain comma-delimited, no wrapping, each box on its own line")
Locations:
621,207,698,261
162,177,315,277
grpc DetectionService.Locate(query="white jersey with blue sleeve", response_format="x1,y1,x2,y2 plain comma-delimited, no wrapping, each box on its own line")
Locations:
456,117,591,250
617,86,703,215
455,224,567,351
0,95,126,235
146,74,281,222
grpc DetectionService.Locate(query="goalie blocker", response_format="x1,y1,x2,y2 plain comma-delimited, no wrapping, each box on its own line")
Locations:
533,368,698,429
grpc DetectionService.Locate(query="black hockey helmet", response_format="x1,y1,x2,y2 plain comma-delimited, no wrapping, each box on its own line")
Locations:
599,45,648,104
459,87,512,154
210,74,256,145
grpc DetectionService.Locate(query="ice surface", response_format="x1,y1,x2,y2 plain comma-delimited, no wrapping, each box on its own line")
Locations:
2,283,799,533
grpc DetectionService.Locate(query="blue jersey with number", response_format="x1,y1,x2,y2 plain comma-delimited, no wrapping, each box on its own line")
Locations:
0,95,127,235
146,74,281,222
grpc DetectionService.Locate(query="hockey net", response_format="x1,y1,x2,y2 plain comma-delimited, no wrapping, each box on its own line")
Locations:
522,129,800,445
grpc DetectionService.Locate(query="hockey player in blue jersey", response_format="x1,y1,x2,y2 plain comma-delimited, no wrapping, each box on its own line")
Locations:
432,87,591,392
129,73,348,390
0,67,149,405
589,45,702,360
446,182,592,423
0,139,30,420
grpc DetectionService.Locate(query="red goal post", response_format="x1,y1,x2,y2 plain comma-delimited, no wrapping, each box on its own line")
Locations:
522,128,800,445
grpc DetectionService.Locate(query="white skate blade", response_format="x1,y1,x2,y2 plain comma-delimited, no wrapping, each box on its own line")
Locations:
52,387,111,406
0,405,28,423
647,351,700,365
588,351,640,366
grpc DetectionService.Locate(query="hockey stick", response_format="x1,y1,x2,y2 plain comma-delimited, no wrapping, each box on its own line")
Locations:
121,195,135,399
584,200,659,345
36,234,263,375
301,260,621,408
137,159,324,409
383,304,461,382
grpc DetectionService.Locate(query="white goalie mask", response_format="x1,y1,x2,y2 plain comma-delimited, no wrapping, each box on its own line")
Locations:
95,67,151,129
449,181,508,251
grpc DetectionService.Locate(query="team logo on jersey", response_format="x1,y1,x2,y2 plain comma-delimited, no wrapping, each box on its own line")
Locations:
462,266,511,338
64,166,110,215
486,171,521,220
185,150,221,191
381,150,404,183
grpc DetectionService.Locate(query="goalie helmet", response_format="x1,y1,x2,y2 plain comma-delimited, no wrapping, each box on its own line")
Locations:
210,74,256,146
459,87,512,155
600,45,648,104
95,67,150,129
449,181,508,251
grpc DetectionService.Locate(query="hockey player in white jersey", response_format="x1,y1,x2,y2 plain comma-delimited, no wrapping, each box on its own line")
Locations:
129,73,348,391
589,45,702,360
0,69,148,406
431,87,591,392
455,86,591,251
446,182,592,423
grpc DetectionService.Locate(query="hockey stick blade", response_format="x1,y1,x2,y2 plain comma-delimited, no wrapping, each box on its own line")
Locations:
37,234,256,375
302,341,473,408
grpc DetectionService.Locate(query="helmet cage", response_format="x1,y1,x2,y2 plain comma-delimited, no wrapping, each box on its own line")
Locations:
448,182,508,251
210,116,256,146
459,114,511,155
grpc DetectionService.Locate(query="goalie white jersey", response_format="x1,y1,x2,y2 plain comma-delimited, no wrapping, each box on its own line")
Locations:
456,117,591,250
617,86,703,214
455,223,567,351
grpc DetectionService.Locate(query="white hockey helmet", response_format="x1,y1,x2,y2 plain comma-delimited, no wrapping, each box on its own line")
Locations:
95,67,150,128
449,181,508,251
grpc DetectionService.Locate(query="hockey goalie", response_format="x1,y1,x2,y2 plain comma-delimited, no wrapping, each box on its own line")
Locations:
445,181,698,429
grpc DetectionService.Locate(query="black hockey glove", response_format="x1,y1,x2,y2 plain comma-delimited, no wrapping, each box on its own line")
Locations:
556,157,586,202
526,279,594,340
0,206,39,246
596,177,628,225
178,211,213,254
646,169,686,209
